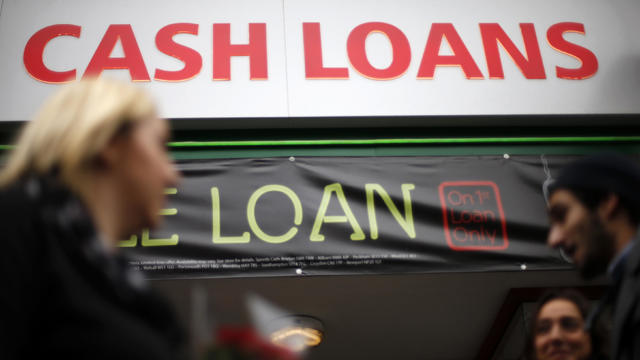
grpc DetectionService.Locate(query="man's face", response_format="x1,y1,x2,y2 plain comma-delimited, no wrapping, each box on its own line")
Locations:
547,189,615,279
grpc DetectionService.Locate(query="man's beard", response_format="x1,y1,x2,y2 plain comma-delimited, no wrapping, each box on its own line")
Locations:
578,214,616,279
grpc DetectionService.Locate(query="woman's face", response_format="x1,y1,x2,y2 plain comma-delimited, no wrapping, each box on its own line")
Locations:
113,116,179,234
534,299,592,360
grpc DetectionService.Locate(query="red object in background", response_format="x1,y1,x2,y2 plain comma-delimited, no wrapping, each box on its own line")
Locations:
212,23,268,81
204,327,299,360
83,24,151,81
23,24,81,83
154,23,203,82
439,181,509,251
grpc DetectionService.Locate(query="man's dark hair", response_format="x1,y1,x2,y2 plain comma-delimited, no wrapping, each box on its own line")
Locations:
548,153,640,226
569,187,640,226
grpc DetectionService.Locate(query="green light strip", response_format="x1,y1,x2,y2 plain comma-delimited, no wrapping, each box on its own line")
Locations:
167,136,640,148
1,136,640,150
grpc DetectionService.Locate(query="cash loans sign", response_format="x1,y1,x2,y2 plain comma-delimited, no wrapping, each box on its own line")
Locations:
24,21,597,83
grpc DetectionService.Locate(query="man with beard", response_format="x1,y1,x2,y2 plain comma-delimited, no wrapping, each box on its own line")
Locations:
546,153,640,360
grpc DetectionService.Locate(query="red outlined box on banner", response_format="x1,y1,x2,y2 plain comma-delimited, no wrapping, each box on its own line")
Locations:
438,181,509,251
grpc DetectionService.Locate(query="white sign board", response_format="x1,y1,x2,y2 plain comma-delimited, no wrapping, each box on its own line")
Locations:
0,0,639,123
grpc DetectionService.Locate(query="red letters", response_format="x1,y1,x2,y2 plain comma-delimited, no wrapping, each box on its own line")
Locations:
154,23,202,82
347,22,411,80
418,23,483,79
84,24,150,81
23,21,598,84
480,23,546,79
213,23,268,80
23,24,81,83
547,22,598,80
303,23,349,79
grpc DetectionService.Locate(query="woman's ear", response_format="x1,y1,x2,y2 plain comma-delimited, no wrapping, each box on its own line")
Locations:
96,134,129,170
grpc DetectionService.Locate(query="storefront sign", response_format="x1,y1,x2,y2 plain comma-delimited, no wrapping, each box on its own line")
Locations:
22,22,597,83
0,0,639,121
123,155,572,279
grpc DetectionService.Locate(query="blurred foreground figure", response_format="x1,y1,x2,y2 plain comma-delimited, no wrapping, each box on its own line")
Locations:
524,289,609,360
546,153,640,360
0,78,184,359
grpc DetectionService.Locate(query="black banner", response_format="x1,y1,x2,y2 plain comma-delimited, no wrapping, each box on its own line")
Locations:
121,155,574,278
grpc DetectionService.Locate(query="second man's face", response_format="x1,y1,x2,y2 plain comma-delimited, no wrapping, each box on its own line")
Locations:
546,189,614,278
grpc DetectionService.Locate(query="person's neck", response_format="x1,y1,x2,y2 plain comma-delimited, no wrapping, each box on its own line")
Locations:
74,173,124,253
609,217,637,256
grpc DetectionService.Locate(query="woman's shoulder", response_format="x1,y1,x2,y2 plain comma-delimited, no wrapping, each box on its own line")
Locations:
0,175,83,248
0,177,40,223
0,174,77,211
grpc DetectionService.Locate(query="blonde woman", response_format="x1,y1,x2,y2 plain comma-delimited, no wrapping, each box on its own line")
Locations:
0,78,184,359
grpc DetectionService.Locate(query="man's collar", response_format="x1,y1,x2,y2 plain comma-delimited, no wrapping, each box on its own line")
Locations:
608,239,635,281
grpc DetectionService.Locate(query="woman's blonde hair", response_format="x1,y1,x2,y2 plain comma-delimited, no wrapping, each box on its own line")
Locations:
0,77,156,189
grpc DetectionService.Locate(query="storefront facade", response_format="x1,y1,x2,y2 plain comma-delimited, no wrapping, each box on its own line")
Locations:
2,0,639,358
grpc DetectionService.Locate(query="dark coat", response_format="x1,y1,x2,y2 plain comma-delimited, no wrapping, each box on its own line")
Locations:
0,176,188,359
611,239,640,360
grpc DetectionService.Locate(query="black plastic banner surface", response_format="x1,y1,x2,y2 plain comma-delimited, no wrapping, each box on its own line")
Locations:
121,155,573,278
